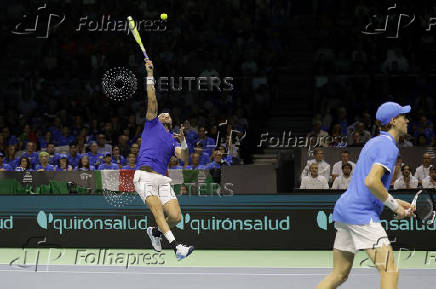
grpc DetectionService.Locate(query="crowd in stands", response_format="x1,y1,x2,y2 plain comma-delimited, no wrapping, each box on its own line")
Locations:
300,148,436,190
0,119,240,172
1,0,286,165
312,1,436,148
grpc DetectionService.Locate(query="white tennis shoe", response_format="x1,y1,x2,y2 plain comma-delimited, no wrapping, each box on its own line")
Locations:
146,227,162,252
175,244,194,261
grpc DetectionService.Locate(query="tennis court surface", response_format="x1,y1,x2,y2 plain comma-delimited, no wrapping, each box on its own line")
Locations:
0,249,435,289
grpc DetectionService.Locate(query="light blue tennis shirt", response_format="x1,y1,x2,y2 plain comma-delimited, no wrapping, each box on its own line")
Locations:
136,117,180,175
333,131,398,225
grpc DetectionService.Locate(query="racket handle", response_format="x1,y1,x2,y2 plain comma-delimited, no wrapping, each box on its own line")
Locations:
143,51,149,61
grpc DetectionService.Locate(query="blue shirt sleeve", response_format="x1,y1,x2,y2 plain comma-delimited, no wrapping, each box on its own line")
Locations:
144,117,159,129
372,140,397,174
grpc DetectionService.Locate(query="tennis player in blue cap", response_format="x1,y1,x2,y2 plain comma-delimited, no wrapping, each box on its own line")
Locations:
317,102,415,289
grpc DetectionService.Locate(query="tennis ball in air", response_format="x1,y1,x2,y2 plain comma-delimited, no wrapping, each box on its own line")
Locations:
160,13,168,20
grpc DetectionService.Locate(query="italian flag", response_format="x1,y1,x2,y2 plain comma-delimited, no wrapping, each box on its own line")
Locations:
95,169,217,194
95,170,136,192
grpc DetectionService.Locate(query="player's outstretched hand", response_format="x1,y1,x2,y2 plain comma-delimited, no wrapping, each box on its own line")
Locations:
173,124,185,143
394,199,416,219
145,59,153,75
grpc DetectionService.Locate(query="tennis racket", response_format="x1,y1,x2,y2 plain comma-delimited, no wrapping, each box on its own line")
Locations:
127,16,150,61
407,189,435,224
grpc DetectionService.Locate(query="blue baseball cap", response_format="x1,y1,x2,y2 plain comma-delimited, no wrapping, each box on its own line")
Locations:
376,102,411,125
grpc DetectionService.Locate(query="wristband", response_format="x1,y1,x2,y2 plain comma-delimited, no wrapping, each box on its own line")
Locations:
180,139,188,150
146,76,155,85
383,194,399,211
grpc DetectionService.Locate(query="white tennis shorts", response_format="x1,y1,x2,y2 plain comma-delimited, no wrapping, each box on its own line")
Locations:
133,170,177,205
333,219,390,254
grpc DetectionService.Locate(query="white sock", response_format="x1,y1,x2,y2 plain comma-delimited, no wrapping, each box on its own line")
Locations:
164,230,175,243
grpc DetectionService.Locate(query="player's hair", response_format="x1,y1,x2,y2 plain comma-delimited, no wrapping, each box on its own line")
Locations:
376,120,392,131
376,114,405,131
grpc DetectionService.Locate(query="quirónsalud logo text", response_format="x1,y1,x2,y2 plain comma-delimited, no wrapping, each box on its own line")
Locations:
381,218,436,231
175,213,290,234
36,211,147,235
315,210,436,232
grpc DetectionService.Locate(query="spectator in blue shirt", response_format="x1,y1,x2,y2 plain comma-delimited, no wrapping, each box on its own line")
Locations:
57,126,76,146
87,142,104,167
190,142,210,165
207,151,228,169
49,117,63,142
194,126,216,156
2,127,18,147
68,141,82,168
38,131,53,150
183,120,198,154
15,156,32,171
4,145,18,169
112,146,126,168
130,142,139,156
21,141,39,169
169,156,184,169
0,152,12,171
97,134,112,154
122,153,137,170
46,143,61,165
35,152,55,171
55,154,73,171
98,153,119,170
185,153,208,170
217,146,233,165
76,155,95,171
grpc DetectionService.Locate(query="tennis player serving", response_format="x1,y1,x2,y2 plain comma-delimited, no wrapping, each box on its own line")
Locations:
133,59,194,260
317,102,415,289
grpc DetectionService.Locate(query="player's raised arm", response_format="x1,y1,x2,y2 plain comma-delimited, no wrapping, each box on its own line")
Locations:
145,60,158,120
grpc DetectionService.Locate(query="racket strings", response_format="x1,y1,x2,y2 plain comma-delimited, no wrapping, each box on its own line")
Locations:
415,195,434,221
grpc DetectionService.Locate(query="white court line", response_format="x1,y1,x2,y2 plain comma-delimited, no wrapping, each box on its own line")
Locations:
0,269,380,276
